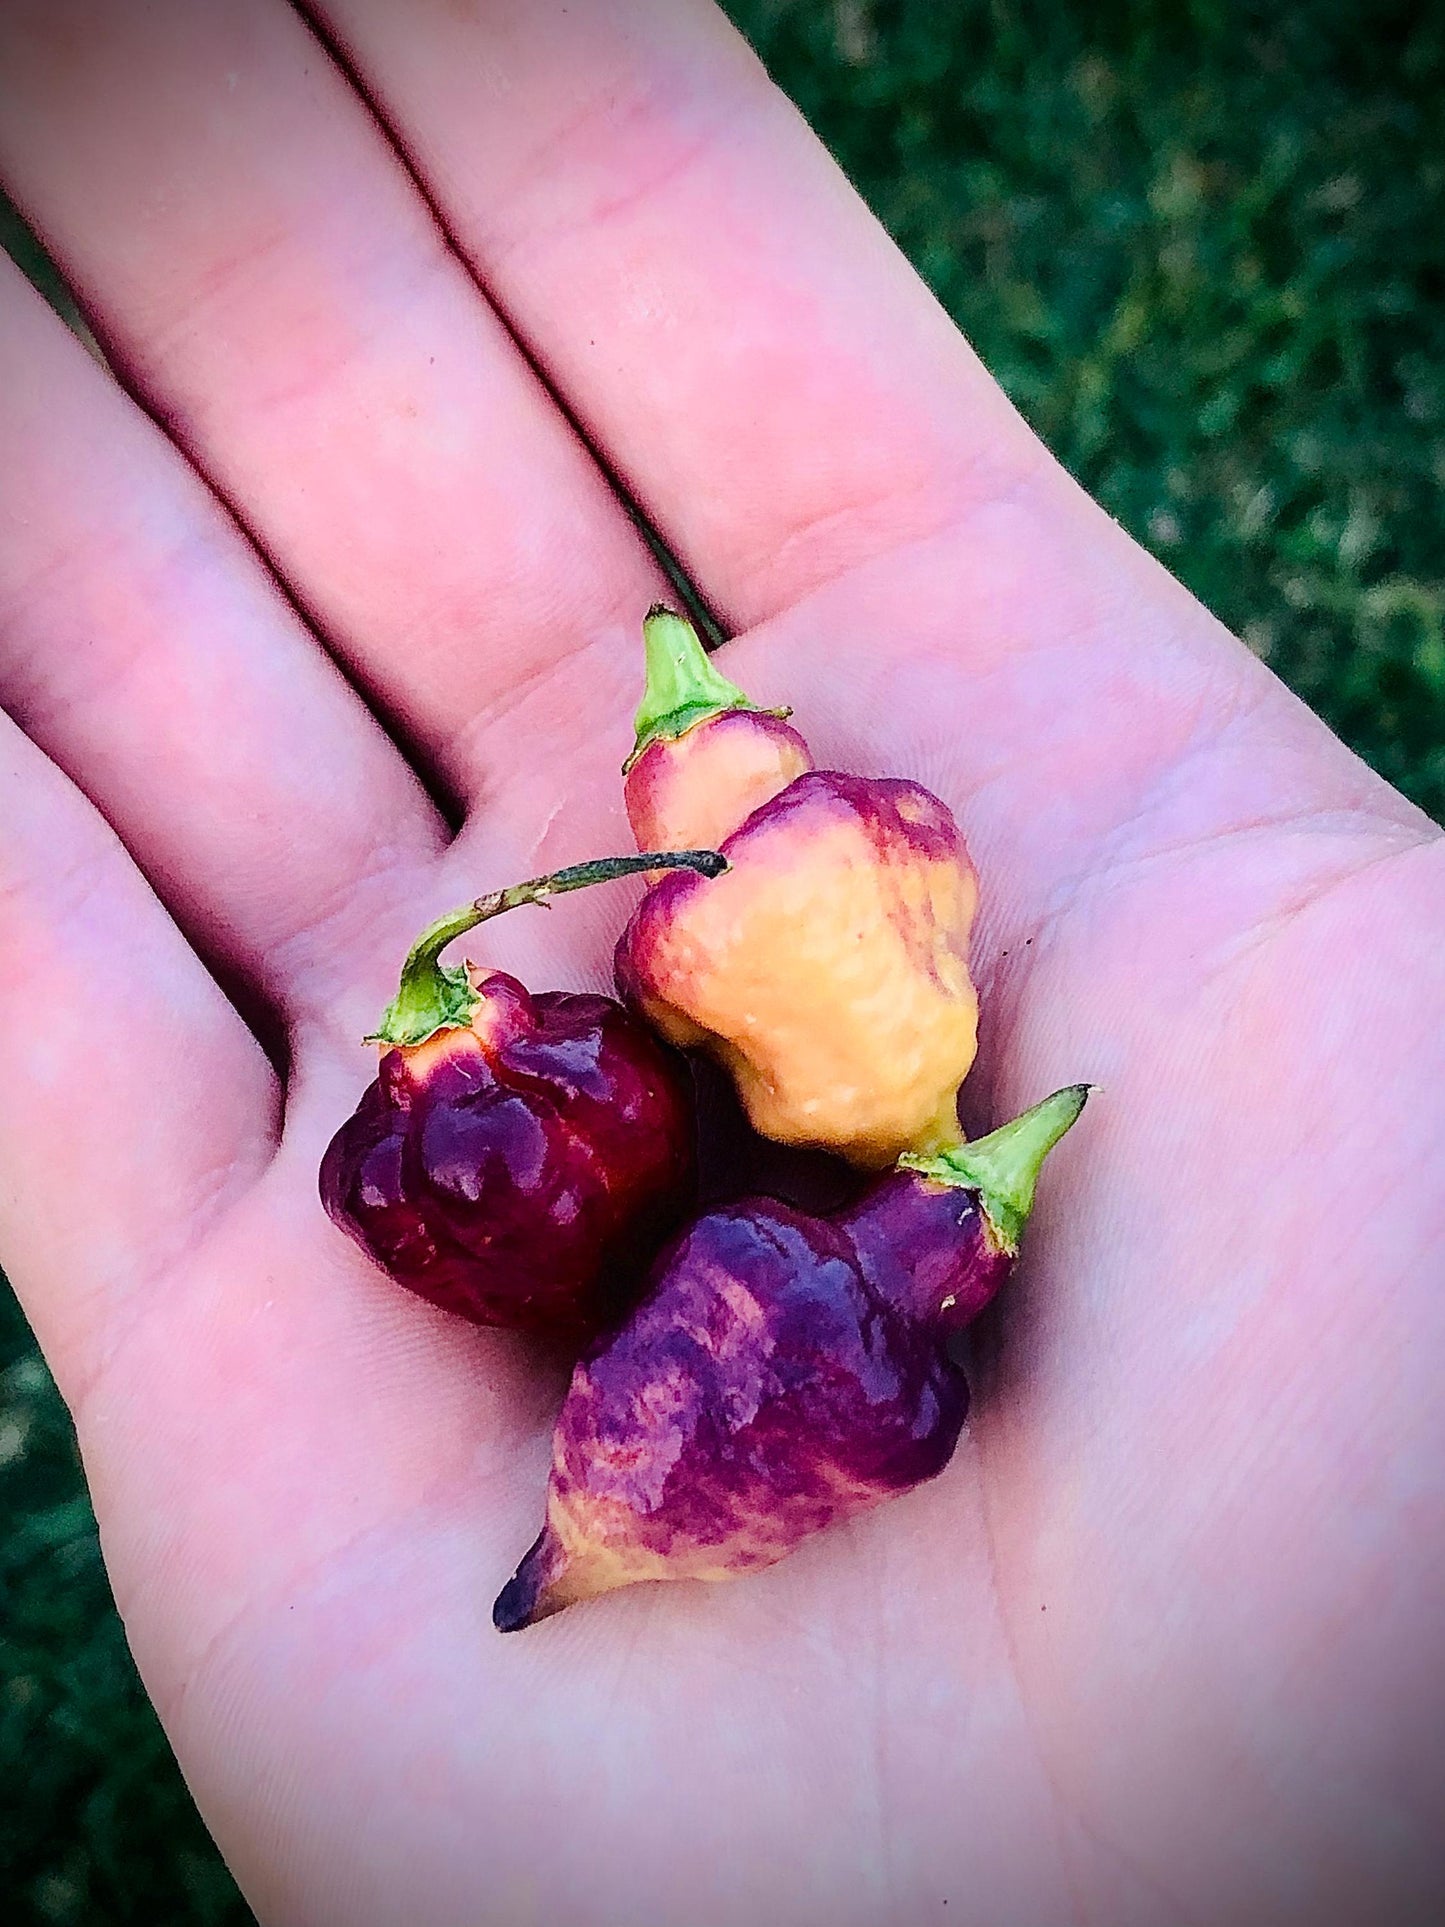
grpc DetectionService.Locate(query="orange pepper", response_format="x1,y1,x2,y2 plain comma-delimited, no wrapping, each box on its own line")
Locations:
618,610,980,1168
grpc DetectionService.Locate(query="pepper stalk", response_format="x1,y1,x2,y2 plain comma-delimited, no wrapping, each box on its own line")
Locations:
900,1085,1091,1254
626,604,789,772
370,849,728,1049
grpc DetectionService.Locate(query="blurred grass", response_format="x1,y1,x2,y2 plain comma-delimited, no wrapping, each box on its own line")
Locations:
737,0,1445,817
1,1,1441,1919
0,1341,253,1925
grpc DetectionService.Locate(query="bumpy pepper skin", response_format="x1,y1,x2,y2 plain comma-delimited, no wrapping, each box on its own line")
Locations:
617,770,979,1169
320,969,697,1342
493,1193,972,1628
494,1087,1087,1630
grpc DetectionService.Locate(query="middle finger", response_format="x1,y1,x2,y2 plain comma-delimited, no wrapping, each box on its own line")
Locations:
0,0,667,810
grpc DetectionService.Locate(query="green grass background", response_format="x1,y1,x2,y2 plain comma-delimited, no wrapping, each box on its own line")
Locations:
2,1,1441,1919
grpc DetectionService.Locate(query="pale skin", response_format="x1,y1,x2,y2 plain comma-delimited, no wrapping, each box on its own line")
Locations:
0,3,1441,1922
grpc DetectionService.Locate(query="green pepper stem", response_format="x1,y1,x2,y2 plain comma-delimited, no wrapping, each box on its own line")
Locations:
900,1085,1091,1254
368,849,728,1049
625,604,787,772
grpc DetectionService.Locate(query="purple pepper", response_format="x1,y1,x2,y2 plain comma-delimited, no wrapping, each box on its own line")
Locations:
320,851,725,1345
494,1085,1088,1628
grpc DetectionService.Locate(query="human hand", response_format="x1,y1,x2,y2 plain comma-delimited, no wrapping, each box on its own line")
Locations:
0,4,1440,1923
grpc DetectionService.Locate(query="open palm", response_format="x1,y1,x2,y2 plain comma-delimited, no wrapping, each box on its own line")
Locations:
1,6,1441,1923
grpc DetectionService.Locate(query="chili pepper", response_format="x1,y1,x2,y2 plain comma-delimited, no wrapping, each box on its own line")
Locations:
623,604,814,853
618,609,980,1169
320,851,725,1344
494,1085,1087,1630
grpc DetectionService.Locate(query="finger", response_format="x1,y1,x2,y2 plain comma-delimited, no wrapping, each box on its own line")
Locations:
312,0,1058,629
0,0,666,804
0,254,447,1030
0,705,564,1790
0,708,278,1394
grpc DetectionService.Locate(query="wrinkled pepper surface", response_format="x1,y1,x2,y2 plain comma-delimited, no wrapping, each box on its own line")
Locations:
495,1084,1087,1629
321,852,724,1344
617,607,980,1168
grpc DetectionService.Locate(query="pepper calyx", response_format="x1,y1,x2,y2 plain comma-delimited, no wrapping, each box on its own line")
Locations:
367,849,729,1049
899,1085,1091,1254
626,604,789,772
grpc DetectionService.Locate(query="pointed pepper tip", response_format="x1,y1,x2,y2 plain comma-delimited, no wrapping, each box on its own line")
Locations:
492,1525,591,1634
492,1571,542,1635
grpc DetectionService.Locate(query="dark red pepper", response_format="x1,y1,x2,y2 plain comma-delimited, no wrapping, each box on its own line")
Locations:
495,1085,1088,1627
320,852,725,1344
